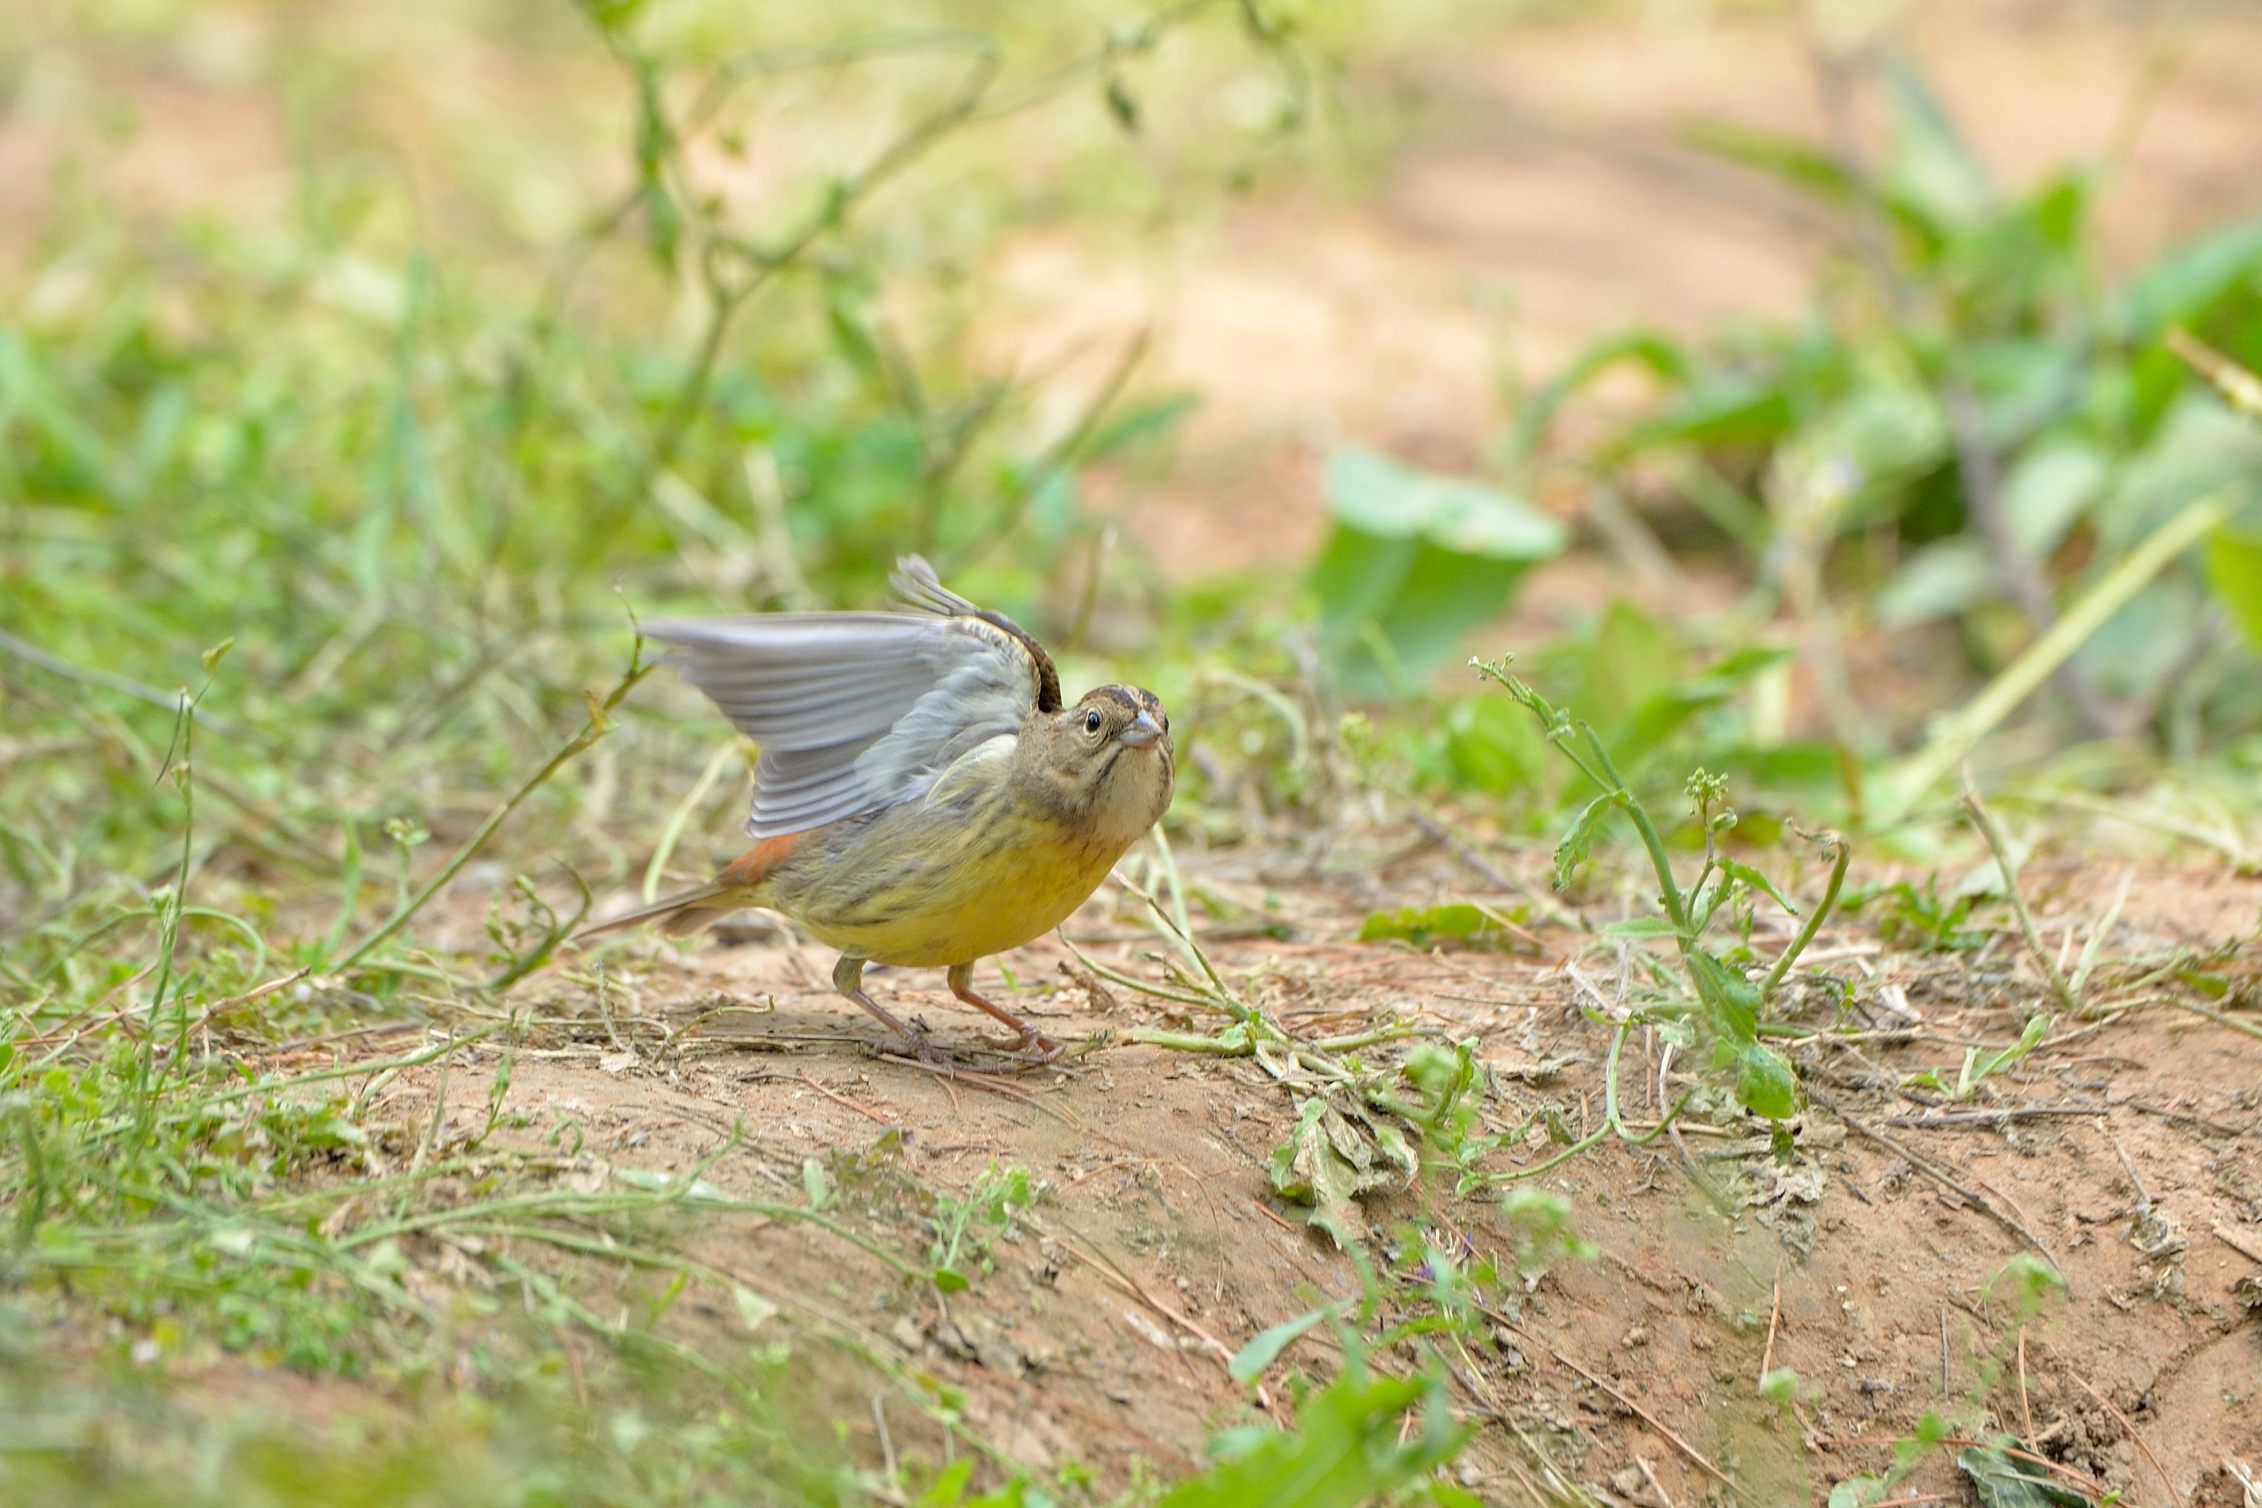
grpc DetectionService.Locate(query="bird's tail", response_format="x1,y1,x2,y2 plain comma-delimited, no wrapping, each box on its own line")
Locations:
575,883,739,942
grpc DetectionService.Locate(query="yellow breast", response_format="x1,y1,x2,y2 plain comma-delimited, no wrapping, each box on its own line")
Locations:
765,798,1122,969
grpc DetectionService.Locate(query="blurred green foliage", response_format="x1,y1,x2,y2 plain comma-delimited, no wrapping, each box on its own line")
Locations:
1559,56,2262,744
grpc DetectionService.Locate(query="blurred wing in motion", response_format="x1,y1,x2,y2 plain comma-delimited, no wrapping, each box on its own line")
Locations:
644,558,1058,839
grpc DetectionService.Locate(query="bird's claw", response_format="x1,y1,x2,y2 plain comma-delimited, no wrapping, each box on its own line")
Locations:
975,1021,1064,1061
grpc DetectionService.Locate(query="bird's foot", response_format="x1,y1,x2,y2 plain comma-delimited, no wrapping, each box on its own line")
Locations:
947,964,1065,1067
983,1026,1064,1063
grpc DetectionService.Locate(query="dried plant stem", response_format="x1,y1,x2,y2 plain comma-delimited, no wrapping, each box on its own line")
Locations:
1887,487,2235,815
2168,326,2262,420
1962,777,2080,1014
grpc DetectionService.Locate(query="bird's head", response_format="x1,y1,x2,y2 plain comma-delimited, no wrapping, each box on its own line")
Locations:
1029,685,1175,852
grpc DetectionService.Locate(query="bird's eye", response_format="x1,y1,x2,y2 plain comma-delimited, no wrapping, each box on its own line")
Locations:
1160,713,1169,732
1084,709,1103,732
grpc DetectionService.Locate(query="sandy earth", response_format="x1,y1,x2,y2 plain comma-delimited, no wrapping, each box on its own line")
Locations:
372,841,2262,1504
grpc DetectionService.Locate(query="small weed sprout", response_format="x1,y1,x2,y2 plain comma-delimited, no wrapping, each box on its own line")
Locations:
1471,655,1852,1142
1497,1190,1597,1288
927,1165,1036,1295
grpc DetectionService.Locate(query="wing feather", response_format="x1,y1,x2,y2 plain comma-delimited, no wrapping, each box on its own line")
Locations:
643,559,1045,839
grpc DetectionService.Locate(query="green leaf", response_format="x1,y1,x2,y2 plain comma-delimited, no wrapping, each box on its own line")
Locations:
1322,447,1567,556
2000,437,2107,559
1612,379,1795,458
2203,526,2262,647
1827,1478,1888,1508
1357,903,1497,946
1553,794,1617,893
1611,644,1792,767
1512,328,1691,462
1717,859,1797,916
1687,949,1762,1042
1265,1098,1408,1251
1227,1302,1346,1386
1163,1369,1470,1508
1735,1043,1801,1121
1437,693,1545,795
1311,448,1568,695
931,1266,971,1295
2120,216,2262,340
1601,915,1682,940
1954,1444,2095,1507
1876,538,1995,628
1880,54,1993,231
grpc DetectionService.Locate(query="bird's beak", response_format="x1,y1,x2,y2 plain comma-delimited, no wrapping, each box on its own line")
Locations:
1118,709,1164,748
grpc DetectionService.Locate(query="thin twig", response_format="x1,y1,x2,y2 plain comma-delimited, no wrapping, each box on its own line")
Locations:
1963,775,2079,1013
1486,1308,1742,1500
2213,1224,2262,1266
1758,1277,1782,1386
1813,1090,2069,1292
2161,996,2262,1043
2066,1372,2185,1508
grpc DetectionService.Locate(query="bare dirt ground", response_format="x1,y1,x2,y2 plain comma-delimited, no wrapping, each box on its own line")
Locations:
360,840,2262,1505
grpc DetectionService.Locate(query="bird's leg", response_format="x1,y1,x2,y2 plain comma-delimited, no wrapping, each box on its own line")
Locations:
832,955,937,1062
946,962,1063,1061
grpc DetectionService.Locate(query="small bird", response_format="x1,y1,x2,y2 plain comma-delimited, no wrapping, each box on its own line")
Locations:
583,557,1175,1061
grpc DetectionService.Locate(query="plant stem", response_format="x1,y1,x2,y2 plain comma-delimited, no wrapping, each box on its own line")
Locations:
1886,488,2234,816
1760,830,1850,1002
1962,777,2080,1014
1488,1024,1696,1185
1579,728,1690,935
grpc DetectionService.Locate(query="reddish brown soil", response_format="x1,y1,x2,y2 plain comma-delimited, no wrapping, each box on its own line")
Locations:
368,843,2262,1504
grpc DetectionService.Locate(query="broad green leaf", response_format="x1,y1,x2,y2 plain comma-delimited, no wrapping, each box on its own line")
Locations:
1513,328,1691,462
2203,526,2262,647
1880,54,1993,232
1573,600,1683,734
1357,903,1498,946
1163,1370,1469,1508
1804,380,1948,495
1827,1478,1888,1508
1735,1042,1801,1121
1954,1445,2095,1507
1554,794,1617,893
1876,538,1993,628
1613,645,1793,767
2000,437,2107,558
2120,216,2262,340
1437,693,1545,795
1687,949,1762,1042
1322,446,1566,555
1613,379,1796,458
1312,448,1567,695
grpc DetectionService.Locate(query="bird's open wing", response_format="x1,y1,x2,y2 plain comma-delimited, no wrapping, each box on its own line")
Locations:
643,558,1059,840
